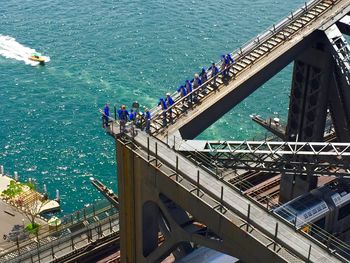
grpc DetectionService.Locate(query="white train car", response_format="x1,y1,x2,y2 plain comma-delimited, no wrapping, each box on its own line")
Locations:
274,181,350,237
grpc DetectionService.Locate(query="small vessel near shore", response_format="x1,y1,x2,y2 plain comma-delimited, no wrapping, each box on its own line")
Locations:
28,53,45,64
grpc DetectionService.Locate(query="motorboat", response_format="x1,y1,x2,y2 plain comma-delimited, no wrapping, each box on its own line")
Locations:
29,53,45,64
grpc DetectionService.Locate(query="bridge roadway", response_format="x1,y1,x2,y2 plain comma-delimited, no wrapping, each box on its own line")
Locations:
107,123,346,262
149,0,350,140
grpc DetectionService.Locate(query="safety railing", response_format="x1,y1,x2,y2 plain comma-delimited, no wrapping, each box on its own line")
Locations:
149,0,339,135
7,212,119,263
0,199,116,262
147,0,322,117
165,134,350,260
124,134,348,262
130,131,350,260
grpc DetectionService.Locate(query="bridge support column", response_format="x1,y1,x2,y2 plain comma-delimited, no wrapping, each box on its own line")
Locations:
325,24,350,141
280,45,332,202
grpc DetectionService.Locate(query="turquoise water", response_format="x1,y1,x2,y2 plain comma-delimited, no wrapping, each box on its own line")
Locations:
0,0,306,213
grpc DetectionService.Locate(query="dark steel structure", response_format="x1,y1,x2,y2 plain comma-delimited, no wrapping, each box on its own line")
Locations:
104,0,350,262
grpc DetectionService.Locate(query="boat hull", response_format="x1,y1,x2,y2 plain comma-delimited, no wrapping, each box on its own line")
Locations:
29,56,45,64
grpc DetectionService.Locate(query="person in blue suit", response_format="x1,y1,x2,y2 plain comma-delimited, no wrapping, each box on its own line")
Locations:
144,108,151,133
221,54,228,78
193,73,202,101
226,53,234,78
103,103,110,128
118,105,129,133
185,80,192,103
211,62,219,86
200,67,208,93
177,85,187,103
166,92,174,123
158,98,167,127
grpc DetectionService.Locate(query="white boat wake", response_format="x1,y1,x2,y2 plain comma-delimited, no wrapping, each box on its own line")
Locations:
0,35,50,66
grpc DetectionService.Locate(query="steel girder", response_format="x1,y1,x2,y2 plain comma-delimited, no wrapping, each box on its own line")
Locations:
177,140,350,178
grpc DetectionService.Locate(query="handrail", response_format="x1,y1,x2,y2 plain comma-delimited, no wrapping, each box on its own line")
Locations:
0,200,115,260
164,132,350,259
126,133,348,262
149,0,338,133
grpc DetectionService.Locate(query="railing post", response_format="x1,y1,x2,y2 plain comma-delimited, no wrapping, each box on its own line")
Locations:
87,227,92,243
71,235,75,250
36,230,40,248
16,236,20,256
147,136,150,161
114,106,117,120
246,204,251,232
266,196,269,210
307,245,312,262
93,203,96,216
175,156,179,182
98,222,102,238
239,178,243,195
109,216,113,233
196,170,200,196
220,186,224,212
51,244,55,259
327,234,331,251
273,222,278,251
38,248,41,263
84,208,86,220
155,142,158,166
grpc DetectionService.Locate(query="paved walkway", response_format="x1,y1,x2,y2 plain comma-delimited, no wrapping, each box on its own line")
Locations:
0,175,13,193
0,175,47,252
0,199,45,252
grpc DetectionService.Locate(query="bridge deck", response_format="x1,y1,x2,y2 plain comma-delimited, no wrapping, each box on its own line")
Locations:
149,0,350,140
122,130,345,262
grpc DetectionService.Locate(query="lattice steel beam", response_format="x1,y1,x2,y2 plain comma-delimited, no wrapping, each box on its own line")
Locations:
178,140,350,177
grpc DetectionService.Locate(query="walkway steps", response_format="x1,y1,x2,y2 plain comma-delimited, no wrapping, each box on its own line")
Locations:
149,0,350,139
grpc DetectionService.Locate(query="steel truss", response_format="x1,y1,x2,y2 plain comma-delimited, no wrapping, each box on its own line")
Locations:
325,24,350,84
178,140,350,177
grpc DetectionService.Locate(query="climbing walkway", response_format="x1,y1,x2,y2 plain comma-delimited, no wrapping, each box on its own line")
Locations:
148,0,348,138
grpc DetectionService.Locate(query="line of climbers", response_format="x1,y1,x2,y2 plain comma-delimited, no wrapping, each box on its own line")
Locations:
159,53,235,127
102,101,151,134
102,53,235,134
